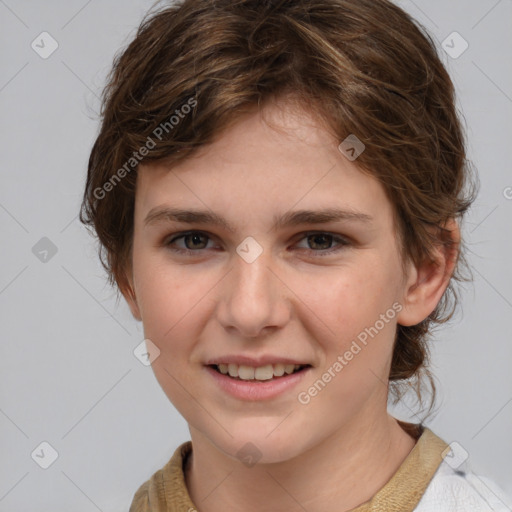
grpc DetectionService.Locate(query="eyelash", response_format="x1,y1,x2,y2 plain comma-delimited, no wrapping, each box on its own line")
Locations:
163,231,351,257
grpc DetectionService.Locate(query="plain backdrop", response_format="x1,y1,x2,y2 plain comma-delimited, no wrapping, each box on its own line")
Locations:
1,0,511,510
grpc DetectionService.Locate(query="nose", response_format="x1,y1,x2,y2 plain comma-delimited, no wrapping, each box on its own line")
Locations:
216,247,291,338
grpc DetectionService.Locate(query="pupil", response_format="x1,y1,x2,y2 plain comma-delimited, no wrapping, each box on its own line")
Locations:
309,234,331,250
186,233,206,249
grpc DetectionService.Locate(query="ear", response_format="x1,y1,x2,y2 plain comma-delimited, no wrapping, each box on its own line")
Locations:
119,266,142,322
396,218,460,327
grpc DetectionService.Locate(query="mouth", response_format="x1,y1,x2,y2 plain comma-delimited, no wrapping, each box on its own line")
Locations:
208,363,311,381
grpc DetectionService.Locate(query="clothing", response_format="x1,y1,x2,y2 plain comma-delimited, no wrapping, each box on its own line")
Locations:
415,445,512,512
129,422,511,512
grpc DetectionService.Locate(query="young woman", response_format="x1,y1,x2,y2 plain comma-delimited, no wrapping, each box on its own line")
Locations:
80,1,511,510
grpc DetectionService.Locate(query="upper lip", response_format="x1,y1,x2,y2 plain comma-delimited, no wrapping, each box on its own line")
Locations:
205,355,311,367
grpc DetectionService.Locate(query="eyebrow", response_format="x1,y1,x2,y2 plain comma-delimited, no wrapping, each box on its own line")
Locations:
144,206,373,232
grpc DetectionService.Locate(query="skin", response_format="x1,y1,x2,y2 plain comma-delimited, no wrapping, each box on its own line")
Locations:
122,99,459,512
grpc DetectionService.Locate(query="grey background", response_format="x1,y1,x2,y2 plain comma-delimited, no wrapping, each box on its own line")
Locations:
1,0,511,510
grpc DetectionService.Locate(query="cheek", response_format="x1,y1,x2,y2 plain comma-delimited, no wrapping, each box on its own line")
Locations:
132,249,209,347
302,262,399,338
297,261,400,394
134,265,210,406
297,271,399,415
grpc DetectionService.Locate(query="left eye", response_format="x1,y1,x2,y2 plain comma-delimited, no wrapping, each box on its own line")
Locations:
294,232,349,255
164,231,349,256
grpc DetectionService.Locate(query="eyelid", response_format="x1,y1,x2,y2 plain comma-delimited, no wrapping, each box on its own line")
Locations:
294,230,351,244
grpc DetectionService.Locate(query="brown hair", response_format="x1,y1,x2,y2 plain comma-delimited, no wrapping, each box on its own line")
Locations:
80,0,477,419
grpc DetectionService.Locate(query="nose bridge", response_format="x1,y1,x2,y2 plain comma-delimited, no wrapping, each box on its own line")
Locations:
218,244,289,336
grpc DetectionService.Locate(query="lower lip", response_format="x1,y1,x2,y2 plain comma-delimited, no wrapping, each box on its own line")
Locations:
205,365,311,401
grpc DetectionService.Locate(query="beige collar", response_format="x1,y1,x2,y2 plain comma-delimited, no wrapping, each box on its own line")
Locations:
129,421,448,512
349,422,449,511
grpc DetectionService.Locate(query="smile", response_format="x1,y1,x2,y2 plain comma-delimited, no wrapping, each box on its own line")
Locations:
211,363,309,381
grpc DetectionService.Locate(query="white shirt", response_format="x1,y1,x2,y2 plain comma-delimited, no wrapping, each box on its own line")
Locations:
415,441,512,512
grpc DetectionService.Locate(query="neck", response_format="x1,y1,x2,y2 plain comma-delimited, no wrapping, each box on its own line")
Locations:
184,414,417,512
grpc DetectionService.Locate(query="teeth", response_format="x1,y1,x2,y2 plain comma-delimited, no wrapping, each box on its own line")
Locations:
273,363,285,376
284,364,295,375
227,363,238,378
254,365,273,380
238,365,255,380
215,363,305,380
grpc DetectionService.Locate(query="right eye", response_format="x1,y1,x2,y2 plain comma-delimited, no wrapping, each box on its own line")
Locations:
164,231,218,254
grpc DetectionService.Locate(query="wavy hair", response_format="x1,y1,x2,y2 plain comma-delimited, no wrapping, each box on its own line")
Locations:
80,0,477,419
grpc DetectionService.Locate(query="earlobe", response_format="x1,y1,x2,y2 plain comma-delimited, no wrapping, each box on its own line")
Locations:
396,219,460,327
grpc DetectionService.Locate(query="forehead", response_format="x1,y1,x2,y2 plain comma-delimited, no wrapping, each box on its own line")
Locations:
134,101,393,230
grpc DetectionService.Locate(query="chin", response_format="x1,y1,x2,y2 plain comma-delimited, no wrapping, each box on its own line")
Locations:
208,422,313,466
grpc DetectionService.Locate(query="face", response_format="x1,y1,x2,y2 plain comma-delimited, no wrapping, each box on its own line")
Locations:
125,100,421,464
